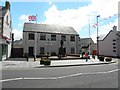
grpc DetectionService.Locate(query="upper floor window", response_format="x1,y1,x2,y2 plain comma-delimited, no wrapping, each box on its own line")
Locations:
51,35,56,41
10,20,11,28
70,36,75,42
113,39,116,42
61,35,66,41
113,43,116,45
40,34,46,40
28,33,34,40
6,15,8,25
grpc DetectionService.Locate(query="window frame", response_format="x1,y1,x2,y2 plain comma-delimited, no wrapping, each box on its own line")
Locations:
28,33,35,40
40,34,46,40
61,35,66,41
51,34,56,41
70,36,75,42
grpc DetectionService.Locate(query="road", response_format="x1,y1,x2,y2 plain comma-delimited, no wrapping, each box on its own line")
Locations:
1,60,120,88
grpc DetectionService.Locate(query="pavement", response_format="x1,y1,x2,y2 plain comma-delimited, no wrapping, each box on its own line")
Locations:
1,56,118,69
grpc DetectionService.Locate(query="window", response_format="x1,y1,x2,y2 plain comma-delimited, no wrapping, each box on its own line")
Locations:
113,39,116,42
113,47,116,49
71,48,75,54
10,21,11,28
6,15,8,25
51,35,56,41
61,35,66,41
113,50,116,52
28,33,34,40
40,47,45,55
2,45,7,55
70,36,75,42
29,47,34,56
113,43,116,45
40,34,46,40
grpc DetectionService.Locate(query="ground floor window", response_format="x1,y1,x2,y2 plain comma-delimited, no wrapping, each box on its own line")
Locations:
71,47,75,54
28,47,34,56
40,47,45,55
2,44,7,55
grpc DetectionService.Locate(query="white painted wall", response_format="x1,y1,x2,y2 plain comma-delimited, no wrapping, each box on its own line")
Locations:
99,26,119,57
23,32,79,56
3,9,12,59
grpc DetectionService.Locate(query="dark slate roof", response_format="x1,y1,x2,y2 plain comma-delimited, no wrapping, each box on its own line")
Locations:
0,6,8,17
99,30,120,41
13,39,23,48
117,31,120,37
80,38,94,44
23,23,79,35
98,34,106,40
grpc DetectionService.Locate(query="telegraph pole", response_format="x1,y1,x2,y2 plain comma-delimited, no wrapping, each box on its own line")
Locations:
97,15,100,58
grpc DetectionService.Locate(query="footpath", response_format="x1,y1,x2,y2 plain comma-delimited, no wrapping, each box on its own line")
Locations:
1,56,118,70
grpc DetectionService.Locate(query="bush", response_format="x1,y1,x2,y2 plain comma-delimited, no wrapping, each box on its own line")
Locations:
44,60,51,65
99,56,104,61
105,57,112,62
51,52,57,56
40,60,44,65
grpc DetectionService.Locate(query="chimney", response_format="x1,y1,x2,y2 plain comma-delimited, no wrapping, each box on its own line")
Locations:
5,1,10,10
113,26,117,31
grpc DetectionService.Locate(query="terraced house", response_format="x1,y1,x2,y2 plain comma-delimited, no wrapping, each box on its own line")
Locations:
23,23,79,57
0,1,12,60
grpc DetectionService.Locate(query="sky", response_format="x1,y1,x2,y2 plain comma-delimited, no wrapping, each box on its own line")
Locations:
0,0,120,43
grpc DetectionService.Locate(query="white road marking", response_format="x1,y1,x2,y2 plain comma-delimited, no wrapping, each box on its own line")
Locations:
23,77,57,80
0,77,23,82
58,73,83,79
84,72,107,75
1,69,120,82
108,69,120,73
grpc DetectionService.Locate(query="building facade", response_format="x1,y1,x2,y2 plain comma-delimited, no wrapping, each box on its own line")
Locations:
99,26,120,57
0,1,12,60
23,23,79,56
79,38,96,55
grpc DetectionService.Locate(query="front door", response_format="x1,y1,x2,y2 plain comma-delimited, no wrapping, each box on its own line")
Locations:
29,47,34,56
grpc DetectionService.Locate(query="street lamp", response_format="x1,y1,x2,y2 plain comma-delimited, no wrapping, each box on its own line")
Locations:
97,15,100,58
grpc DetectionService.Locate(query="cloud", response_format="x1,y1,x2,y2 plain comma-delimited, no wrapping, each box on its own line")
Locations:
18,14,29,27
12,29,23,40
42,0,119,43
12,15,29,40
19,15,29,22
13,0,119,41
42,5,91,33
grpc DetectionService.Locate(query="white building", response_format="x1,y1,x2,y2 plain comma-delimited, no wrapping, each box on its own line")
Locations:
0,1,12,60
23,23,79,56
99,26,120,58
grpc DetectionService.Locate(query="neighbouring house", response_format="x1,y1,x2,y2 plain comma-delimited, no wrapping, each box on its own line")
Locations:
79,38,96,55
0,1,12,60
99,26,120,58
23,23,79,57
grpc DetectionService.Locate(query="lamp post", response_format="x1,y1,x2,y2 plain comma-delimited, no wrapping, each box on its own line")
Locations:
88,17,91,57
34,14,37,61
97,15,100,58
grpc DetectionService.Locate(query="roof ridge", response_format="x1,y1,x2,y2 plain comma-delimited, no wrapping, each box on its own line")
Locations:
23,23,79,35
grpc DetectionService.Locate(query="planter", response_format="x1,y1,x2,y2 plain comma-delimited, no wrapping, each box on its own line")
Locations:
40,60,44,65
44,60,51,65
105,57,112,62
99,56,104,61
